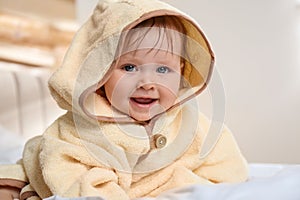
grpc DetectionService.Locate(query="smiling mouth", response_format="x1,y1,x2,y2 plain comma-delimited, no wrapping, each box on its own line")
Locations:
130,97,158,107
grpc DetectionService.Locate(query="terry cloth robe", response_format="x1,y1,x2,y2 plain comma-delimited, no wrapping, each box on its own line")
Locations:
0,0,248,199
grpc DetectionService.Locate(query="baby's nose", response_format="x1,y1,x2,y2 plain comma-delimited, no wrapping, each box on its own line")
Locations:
137,74,156,90
136,65,157,90
139,82,155,90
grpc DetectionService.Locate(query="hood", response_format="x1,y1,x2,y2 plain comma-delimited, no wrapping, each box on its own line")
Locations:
48,0,215,123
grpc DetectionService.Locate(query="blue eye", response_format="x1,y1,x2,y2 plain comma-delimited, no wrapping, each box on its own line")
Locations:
156,66,170,74
122,64,137,72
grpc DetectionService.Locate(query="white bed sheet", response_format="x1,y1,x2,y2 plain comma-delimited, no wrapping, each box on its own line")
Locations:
45,163,300,200
0,125,25,164
141,164,300,200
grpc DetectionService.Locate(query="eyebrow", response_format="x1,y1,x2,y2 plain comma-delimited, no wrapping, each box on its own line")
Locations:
118,55,180,69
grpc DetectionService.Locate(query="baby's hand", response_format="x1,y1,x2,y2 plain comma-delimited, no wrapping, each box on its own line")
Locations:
0,186,20,200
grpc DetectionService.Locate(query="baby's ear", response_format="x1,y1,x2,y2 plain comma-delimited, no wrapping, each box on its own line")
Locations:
180,62,185,75
180,62,184,69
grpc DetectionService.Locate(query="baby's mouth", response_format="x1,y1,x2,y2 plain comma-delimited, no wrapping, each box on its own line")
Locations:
130,97,158,107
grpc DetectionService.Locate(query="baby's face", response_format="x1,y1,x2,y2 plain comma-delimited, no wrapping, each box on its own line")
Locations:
104,49,182,121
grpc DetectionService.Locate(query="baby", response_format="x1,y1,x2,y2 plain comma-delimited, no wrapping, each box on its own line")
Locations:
0,0,248,200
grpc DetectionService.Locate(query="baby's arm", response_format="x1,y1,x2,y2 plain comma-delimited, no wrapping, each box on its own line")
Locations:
76,167,130,200
194,126,248,183
0,164,28,200
0,186,21,200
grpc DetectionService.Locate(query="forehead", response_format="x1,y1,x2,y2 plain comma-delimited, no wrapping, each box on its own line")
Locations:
118,27,184,57
118,48,181,66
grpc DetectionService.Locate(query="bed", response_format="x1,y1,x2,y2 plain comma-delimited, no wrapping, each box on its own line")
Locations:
1,62,300,200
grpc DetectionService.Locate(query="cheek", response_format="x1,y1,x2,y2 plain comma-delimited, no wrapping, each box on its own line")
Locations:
158,89,177,110
158,74,181,107
159,74,181,94
159,82,180,105
104,73,135,101
104,79,115,102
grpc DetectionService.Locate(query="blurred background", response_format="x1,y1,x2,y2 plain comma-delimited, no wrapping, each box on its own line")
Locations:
0,0,299,164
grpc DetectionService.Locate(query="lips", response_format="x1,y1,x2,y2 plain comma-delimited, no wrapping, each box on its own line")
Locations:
130,97,158,108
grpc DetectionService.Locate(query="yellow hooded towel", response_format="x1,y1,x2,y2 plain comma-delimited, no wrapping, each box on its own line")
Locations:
0,0,248,199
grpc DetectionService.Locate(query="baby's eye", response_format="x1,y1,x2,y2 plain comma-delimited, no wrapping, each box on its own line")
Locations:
122,64,137,72
156,66,170,74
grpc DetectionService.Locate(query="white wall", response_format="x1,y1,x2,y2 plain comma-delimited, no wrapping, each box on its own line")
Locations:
76,0,300,164
75,0,98,25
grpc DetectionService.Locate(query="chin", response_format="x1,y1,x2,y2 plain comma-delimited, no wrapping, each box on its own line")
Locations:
132,116,152,122
129,106,167,122
130,113,154,122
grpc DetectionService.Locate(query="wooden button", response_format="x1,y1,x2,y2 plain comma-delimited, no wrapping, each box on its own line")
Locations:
154,134,167,148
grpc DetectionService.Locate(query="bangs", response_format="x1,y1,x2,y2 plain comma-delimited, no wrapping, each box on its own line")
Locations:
125,27,183,56
116,16,187,58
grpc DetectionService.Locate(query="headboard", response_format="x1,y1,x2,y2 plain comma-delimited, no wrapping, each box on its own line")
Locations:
0,62,64,140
